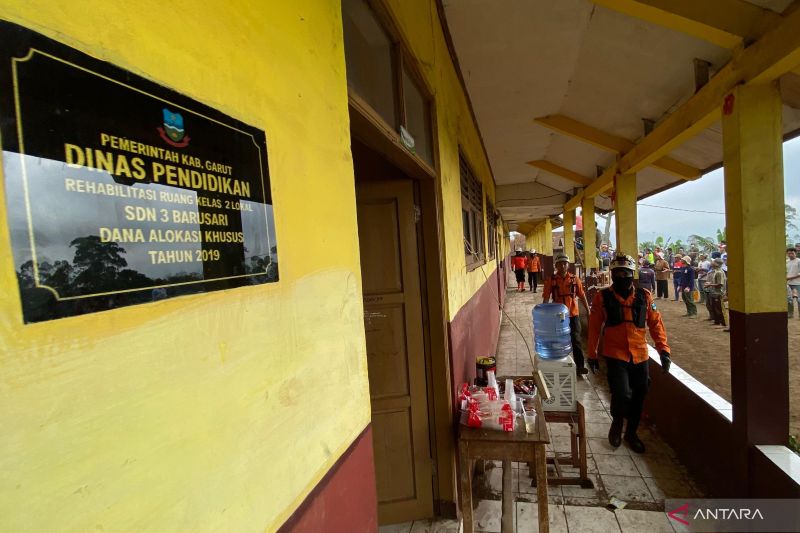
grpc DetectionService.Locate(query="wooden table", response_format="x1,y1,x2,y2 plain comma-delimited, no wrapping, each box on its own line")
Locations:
459,395,550,533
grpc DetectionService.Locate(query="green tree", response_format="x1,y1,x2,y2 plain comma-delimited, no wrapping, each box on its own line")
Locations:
689,235,717,253
70,236,128,293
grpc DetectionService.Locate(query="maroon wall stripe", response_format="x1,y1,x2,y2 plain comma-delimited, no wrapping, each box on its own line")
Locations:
729,310,789,446
448,266,503,403
647,307,795,498
645,361,737,497
278,425,378,533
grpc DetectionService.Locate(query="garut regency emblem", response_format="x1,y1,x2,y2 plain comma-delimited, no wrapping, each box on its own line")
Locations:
157,108,191,147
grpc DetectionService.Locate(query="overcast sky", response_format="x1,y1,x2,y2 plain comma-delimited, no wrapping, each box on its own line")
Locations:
593,135,800,247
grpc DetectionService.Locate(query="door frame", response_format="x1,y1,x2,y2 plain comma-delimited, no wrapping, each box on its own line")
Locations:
349,105,456,516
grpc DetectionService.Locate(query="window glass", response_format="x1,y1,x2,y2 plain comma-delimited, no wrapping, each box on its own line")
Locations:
460,154,485,268
402,68,432,165
342,0,396,127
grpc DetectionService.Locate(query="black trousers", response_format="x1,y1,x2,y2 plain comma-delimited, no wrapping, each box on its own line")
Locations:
527,271,538,291
570,315,584,369
514,269,525,283
605,356,650,436
710,294,725,325
656,280,669,298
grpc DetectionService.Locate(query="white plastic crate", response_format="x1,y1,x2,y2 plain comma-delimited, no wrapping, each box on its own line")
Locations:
536,354,577,412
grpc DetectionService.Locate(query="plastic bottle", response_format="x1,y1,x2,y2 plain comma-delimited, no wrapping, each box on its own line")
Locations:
532,303,572,359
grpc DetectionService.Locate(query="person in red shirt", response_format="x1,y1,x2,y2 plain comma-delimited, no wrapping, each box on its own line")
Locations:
542,254,591,374
511,249,528,292
587,253,672,453
527,251,541,292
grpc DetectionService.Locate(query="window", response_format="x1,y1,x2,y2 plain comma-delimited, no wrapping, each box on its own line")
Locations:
402,67,433,165
342,0,434,168
486,198,496,260
461,154,485,268
342,0,396,126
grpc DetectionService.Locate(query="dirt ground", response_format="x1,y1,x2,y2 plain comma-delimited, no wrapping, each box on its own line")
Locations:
650,295,799,440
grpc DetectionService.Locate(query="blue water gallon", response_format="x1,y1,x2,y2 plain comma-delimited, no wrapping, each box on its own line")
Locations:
532,303,572,359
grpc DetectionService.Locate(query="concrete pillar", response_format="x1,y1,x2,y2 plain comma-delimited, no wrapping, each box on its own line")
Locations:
582,197,597,270
563,209,575,262
722,82,789,494
615,172,638,278
542,218,553,257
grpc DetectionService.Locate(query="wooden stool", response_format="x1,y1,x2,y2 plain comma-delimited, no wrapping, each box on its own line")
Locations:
529,401,593,489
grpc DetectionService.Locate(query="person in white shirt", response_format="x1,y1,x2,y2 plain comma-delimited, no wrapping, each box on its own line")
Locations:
787,248,800,318
696,254,711,304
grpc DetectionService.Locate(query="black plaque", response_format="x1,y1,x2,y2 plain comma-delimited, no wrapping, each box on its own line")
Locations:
0,22,278,323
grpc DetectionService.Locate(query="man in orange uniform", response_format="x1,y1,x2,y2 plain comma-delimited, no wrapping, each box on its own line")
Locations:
527,250,541,292
542,254,591,374
511,249,528,292
587,253,672,453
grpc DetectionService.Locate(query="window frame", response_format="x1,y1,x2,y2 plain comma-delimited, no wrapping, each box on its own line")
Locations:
460,153,486,270
342,0,436,173
486,198,497,261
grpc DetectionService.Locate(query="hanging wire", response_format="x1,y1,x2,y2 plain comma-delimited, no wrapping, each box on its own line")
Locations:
638,203,725,215
464,237,537,373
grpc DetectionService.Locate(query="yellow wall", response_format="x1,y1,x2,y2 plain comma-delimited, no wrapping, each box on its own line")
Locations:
384,0,498,321
0,2,370,532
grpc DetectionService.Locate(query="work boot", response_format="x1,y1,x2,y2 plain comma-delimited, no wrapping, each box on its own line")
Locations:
624,433,646,454
608,418,623,448
576,366,589,376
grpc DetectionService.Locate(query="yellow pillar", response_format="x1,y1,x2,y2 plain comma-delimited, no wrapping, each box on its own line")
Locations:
722,82,788,482
542,218,553,256
582,197,598,270
723,84,785,314
563,209,575,262
614,172,638,277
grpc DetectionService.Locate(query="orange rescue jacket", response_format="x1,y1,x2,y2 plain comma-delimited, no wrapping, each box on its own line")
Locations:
512,255,528,270
587,287,669,364
527,256,541,272
542,272,584,317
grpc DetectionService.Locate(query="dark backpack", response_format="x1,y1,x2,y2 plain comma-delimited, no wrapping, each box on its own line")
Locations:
601,287,647,328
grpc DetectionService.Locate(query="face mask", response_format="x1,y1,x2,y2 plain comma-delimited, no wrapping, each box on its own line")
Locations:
612,276,633,292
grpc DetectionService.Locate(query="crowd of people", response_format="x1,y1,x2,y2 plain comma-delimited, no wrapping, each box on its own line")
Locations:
513,241,732,330
628,243,730,332
513,237,800,337
507,240,796,455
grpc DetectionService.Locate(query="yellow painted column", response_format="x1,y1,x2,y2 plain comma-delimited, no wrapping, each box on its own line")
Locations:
543,218,553,256
614,172,638,277
563,209,575,262
723,84,785,314
582,197,598,270
722,82,788,487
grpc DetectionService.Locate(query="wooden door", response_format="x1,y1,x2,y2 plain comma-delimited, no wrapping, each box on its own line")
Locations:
356,179,433,524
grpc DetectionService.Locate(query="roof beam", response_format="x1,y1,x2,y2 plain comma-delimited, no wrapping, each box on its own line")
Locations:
534,115,701,180
590,0,781,49
575,2,800,201
535,114,632,152
565,189,584,212
526,160,594,186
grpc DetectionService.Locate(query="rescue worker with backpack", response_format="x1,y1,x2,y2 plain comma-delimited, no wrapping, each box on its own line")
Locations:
527,250,541,292
587,253,672,453
511,249,528,292
542,254,591,375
